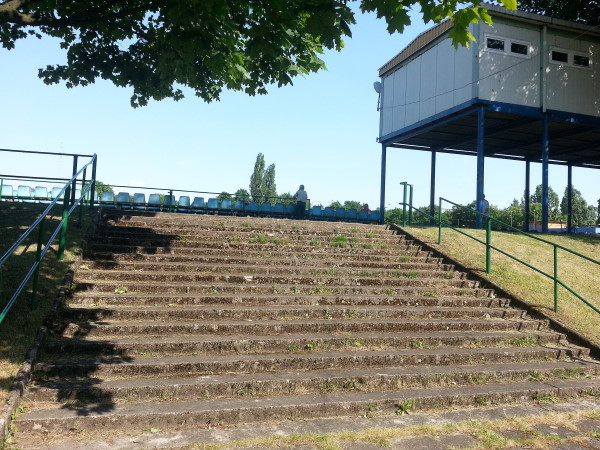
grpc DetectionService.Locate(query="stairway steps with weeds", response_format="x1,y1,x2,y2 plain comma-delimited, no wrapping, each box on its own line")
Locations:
12,211,600,445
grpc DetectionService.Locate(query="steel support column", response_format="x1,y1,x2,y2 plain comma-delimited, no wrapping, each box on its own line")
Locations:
429,150,437,226
567,164,573,233
525,161,531,231
379,145,387,225
476,106,485,229
542,114,550,233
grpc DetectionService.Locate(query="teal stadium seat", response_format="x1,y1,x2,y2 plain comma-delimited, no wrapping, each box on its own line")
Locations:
191,197,205,213
163,195,176,212
50,187,63,201
272,203,285,217
259,202,272,216
116,192,132,209
1,184,14,201
100,192,116,208
177,196,191,213
147,194,162,212
310,205,323,220
206,198,219,212
245,202,259,216
33,186,50,203
220,199,232,214
132,193,145,210
17,185,34,202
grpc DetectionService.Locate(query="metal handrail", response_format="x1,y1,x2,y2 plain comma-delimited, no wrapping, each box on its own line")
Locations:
396,188,599,316
0,155,97,325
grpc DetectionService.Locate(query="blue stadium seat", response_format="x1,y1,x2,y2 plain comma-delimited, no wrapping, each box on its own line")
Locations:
245,201,259,216
322,207,335,220
163,194,176,212
177,196,191,213
310,205,323,220
232,200,245,214
147,194,162,212
206,198,219,212
33,186,50,202
191,197,205,213
272,203,285,217
220,199,232,214
357,210,370,222
115,192,132,209
259,202,272,216
50,187,63,201
370,211,381,223
16,185,34,202
1,184,14,201
284,203,296,217
345,210,358,222
132,193,146,210
100,191,116,208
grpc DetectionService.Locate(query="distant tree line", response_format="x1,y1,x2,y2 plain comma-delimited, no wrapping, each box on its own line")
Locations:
383,184,599,229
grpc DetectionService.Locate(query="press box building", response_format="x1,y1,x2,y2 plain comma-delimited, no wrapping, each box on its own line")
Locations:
376,4,600,231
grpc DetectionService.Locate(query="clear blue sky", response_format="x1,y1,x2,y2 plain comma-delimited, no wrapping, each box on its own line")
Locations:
1,8,598,212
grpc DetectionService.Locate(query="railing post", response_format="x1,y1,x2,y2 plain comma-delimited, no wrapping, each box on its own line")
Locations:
554,245,559,312
31,217,46,309
408,184,413,225
89,154,97,208
438,197,443,244
70,155,78,207
58,186,71,260
79,168,87,227
400,182,407,227
486,216,492,274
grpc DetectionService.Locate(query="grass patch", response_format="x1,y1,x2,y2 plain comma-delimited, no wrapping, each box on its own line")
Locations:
404,225,600,345
0,203,94,404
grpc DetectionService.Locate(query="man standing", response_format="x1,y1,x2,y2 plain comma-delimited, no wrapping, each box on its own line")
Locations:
294,185,308,219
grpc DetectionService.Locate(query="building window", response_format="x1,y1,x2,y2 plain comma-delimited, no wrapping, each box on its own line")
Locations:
511,42,528,56
487,37,505,51
573,54,591,67
484,34,531,58
551,50,569,63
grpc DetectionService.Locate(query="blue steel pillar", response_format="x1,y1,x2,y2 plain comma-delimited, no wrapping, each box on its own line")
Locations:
541,114,550,233
429,150,437,226
524,161,531,231
567,164,572,233
475,106,485,229
379,145,387,225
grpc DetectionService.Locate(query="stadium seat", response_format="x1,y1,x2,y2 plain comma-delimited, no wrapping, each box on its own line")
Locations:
245,201,259,216
147,194,162,211
232,200,245,214
100,191,116,208
191,197,205,213
357,210,370,222
220,199,232,214
1,184,14,201
259,202,272,216
50,187,63,201
322,207,335,220
16,185,34,202
310,205,323,220
115,192,131,209
163,194,176,212
132,193,146,210
345,210,358,222
177,196,191,213
33,186,50,202
370,211,381,223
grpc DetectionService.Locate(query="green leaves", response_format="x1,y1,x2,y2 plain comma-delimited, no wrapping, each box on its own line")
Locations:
1,0,518,106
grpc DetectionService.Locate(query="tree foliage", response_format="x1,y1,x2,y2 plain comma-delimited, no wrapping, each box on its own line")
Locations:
263,164,277,203
249,153,266,203
517,0,599,26
0,0,515,106
234,188,250,203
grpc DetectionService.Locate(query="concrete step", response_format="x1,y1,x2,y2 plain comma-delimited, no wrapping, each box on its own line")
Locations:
60,304,523,322
70,280,486,297
55,317,550,338
91,226,406,242
33,346,584,378
82,257,453,272
83,250,443,265
75,270,473,286
80,261,459,278
84,241,429,257
67,292,508,307
25,360,599,403
15,378,600,434
42,329,564,357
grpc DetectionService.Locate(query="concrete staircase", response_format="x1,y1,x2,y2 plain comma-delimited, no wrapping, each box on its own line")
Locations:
13,211,600,446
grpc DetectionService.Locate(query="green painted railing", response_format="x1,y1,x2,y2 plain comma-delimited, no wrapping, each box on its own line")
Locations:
397,188,599,317
0,155,97,325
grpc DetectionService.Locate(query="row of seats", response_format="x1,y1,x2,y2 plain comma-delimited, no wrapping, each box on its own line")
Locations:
100,192,381,223
0,184,82,202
